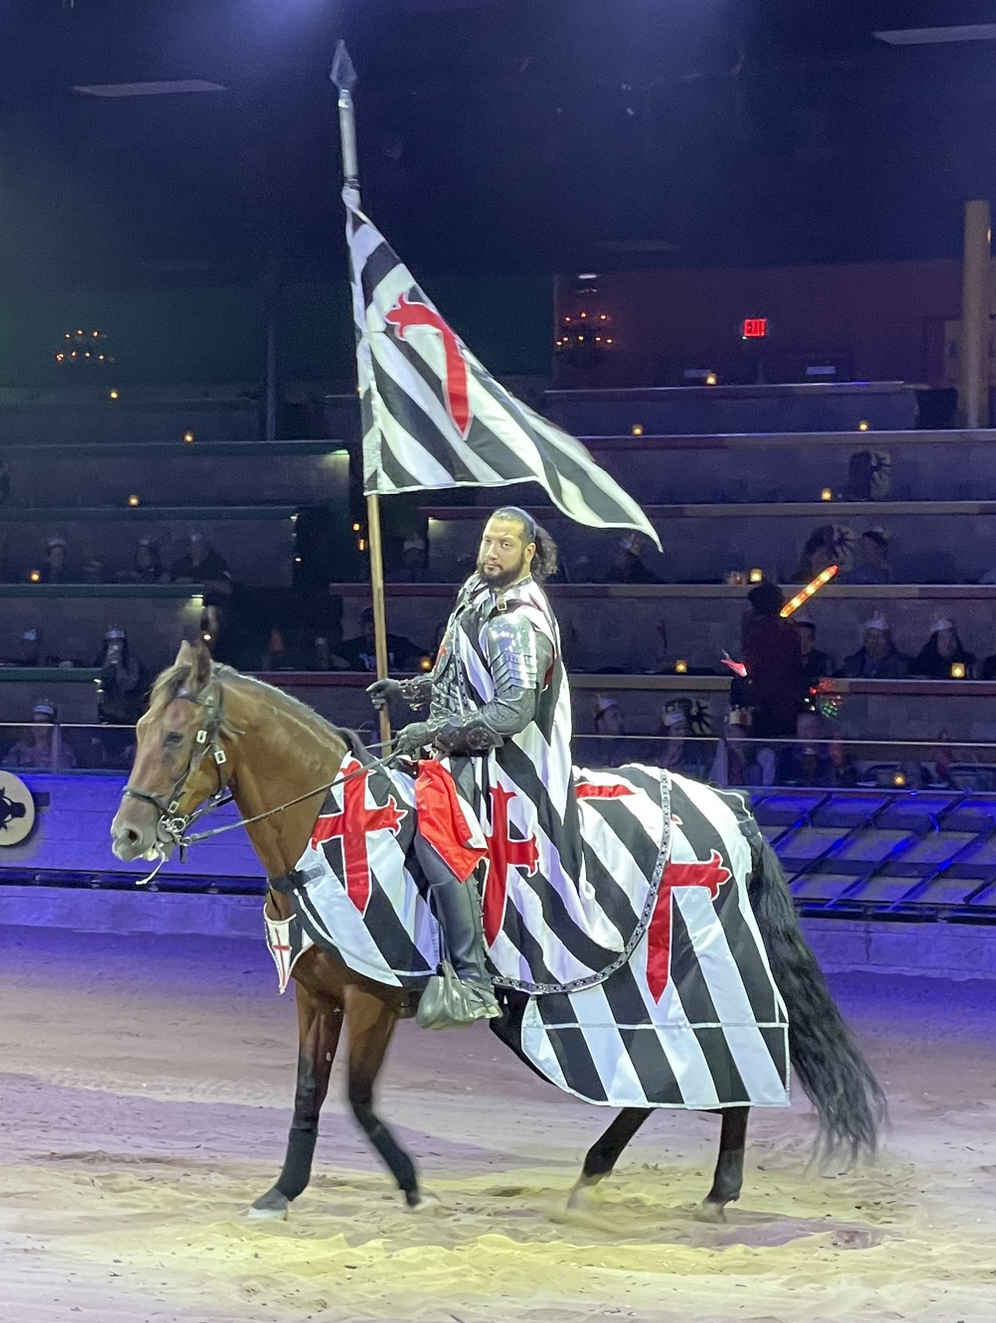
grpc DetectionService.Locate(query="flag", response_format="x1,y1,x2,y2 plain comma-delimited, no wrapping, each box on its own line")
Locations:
345,186,661,547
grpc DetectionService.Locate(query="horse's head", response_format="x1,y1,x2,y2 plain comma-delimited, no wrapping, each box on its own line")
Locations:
111,639,233,862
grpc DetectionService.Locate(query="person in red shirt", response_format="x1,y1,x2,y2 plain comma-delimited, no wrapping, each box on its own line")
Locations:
741,581,806,741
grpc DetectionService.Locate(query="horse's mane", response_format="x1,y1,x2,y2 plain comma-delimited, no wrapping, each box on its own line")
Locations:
148,657,372,764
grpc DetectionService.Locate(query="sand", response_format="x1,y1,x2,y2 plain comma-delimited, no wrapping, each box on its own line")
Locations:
0,925,993,1323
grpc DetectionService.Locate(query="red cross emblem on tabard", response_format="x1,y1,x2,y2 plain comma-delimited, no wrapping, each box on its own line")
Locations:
385,292,472,438
311,768,406,915
646,850,732,1003
482,784,540,947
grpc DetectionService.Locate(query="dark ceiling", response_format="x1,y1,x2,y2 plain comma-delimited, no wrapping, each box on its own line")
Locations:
4,0,996,288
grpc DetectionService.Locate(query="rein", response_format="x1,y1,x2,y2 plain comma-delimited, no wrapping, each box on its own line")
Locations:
121,675,401,884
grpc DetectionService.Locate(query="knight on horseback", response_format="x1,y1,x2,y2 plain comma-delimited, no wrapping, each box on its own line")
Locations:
368,506,562,1029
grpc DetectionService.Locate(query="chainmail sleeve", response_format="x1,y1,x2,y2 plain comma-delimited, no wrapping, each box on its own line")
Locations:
431,613,553,754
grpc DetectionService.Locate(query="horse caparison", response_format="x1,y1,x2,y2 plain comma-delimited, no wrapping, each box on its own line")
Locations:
111,640,886,1220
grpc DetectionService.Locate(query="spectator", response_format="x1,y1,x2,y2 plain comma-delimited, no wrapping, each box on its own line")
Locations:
397,536,428,583
170,532,233,603
4,627,44,668
792,525,837,582
93,627,148,724
795,617,834,684
981,643,996,680
38,536,70,584
605,534,661,585
655,698,713,778
741,581,806,741
583,695,648,767
594,695,625,738
338,606,426,672
911,618,976,680
6,699,75,771
123,538,165,585
839,615,910,679
838,529,894,585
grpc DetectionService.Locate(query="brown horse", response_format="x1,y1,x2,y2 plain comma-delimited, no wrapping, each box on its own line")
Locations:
111,640,885,1221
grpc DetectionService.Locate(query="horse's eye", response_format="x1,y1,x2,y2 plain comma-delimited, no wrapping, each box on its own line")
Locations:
163,731,184,749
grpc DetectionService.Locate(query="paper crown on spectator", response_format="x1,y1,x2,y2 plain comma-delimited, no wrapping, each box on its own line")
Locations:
137,537,154,548
931,618,954,634
403,536,426,552
104,627,126,640
661,699,690,726
46,536,66,550
190,531,205,543
619,533,642,554
22,628,38,642
32,699,56,719
593,694,621,717
865,615,889,632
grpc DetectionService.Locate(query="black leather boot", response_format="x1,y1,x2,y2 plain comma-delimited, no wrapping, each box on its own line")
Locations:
417,876,501,1030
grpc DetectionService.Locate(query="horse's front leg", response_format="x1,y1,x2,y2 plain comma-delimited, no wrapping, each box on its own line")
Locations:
248,983,343,1221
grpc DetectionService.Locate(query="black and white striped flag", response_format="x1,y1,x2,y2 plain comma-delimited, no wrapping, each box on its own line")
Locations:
345,187,660,545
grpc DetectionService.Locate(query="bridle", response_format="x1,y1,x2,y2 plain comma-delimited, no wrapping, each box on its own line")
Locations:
118,671,402,884
121,680,232,861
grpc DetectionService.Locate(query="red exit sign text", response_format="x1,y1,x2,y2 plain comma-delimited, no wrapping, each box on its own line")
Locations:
741,318,768,339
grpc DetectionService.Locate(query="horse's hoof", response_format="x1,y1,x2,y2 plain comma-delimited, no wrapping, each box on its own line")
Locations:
566,1179,600,1211
246,1189,290,1222
405,1190,441,1214
693,1199,727,1224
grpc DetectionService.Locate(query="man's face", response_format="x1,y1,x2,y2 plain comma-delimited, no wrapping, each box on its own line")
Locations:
477,517,535,589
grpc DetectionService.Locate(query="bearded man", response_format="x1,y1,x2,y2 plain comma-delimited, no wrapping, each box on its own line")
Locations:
368,506,572,1029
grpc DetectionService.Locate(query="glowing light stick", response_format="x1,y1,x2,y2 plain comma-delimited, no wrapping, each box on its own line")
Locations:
779,564,839,618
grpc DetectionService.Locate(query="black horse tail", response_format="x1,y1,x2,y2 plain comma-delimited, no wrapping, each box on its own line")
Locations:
748,836,887,1164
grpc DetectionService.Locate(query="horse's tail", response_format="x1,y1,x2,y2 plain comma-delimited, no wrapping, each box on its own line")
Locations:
748,835,887,1163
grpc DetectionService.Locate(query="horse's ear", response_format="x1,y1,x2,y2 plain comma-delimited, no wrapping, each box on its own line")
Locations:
174,639,194,669
189,638,213,692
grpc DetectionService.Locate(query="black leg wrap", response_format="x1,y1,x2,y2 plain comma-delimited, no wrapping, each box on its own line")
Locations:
351,1102,419,1198
276,1124,319,1203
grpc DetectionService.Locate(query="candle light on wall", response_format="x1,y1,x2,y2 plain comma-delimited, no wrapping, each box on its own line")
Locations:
749,568,764,583
858,420,870,432
183,430,195,443
631,424,644,436
892,772,907,787
951,662,967,679
108,389,119,400
127,495,140,507
675,659,688,674
28,570,40,583
820,487,833,502
704,372,718,386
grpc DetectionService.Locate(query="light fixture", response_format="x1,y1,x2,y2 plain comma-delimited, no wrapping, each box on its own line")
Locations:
675,659,688,674
109,389,119,400
749,568,763,584
29,570,41,584
183,430,195,443
127,495,140,507
820,487,834,502
704,372,718,386
352,522,362,532
631,424,644,437
858,420,870,432
951,662,967,679
892,772,907,788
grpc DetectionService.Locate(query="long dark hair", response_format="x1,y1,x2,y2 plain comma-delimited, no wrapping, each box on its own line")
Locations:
491,505,559,582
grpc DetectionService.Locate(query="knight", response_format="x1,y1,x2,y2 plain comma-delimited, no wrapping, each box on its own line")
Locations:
368,506,569,1029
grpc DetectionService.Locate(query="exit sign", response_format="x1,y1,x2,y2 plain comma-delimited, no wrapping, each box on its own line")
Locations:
742,318,768,339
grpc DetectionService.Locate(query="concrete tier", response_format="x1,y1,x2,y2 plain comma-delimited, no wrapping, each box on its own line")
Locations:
0,383,262,444
544,381,919,436
423,501,996,584
0,440,349,508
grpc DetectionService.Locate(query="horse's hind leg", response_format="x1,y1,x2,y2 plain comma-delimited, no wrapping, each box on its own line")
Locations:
568,1108,652,1208
344,984,424,1209
249,985,343,1221
699,1106,749,1222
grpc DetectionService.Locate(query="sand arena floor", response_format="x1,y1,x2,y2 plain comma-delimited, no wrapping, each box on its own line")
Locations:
0,924,992,1323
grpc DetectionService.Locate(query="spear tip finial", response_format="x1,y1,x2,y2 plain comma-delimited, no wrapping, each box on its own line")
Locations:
331,40,357,93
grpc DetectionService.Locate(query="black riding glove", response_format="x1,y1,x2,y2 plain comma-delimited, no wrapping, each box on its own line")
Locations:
367,678,403,711
393,721,436,756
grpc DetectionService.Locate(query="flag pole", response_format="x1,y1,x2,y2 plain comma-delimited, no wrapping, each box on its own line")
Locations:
332,42,392,751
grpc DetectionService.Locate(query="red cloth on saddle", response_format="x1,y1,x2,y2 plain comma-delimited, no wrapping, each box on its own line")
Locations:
414,759,487,883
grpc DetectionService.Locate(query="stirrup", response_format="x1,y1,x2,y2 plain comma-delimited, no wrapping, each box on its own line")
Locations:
416,961,501,1030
